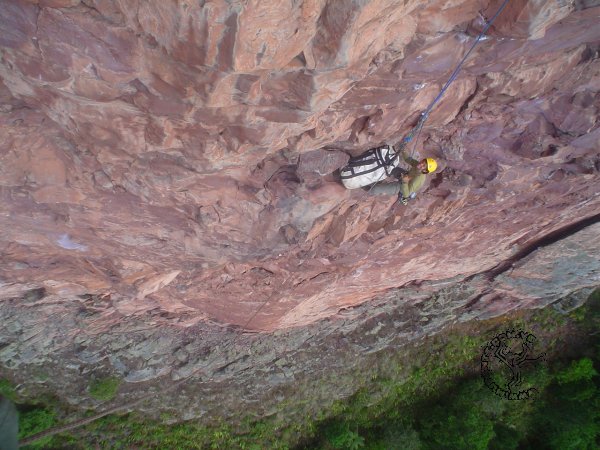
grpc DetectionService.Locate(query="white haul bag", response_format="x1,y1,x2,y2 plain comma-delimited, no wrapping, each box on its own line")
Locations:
339,145,399,189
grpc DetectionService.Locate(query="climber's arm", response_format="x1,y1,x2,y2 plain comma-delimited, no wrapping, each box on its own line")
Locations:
402,151,419,167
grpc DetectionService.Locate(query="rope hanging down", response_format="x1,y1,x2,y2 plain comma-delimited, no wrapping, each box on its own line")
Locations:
405,0,511,157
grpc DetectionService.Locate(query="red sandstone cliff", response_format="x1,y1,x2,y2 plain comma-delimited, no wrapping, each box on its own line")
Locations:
0,0,599,421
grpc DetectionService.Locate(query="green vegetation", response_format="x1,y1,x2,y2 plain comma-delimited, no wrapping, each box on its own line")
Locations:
11,289,600,449
307,355,599,450
18,407,58,450
88,376,121,401
72,415,290,449
303,289,600,449
526,357,599,450
0,378,17,401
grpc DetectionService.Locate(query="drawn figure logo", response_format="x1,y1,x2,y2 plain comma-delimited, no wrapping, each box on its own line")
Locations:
480,329,546,400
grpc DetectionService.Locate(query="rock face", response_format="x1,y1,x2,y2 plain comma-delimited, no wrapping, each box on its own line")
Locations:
0,0,599,422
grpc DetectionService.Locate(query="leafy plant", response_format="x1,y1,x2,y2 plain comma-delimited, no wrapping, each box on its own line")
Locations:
556,357,597,384
18,407,57,449
324,422,365,449
88,376,120,401
0,378,16,401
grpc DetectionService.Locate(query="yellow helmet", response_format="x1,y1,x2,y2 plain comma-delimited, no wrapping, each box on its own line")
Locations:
426,157,437,173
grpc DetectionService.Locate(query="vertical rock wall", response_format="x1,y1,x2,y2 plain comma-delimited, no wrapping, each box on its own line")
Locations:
0,0,599,375
1,0,600,430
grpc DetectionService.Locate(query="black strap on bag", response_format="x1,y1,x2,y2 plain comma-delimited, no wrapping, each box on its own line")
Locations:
339,145,396,180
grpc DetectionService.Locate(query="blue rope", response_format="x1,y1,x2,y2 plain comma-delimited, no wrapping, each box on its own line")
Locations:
410,0,510,156
423,0,510,118
366,0,510,191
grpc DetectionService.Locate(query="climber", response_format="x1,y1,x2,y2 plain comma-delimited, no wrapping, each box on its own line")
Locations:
368,150,437,205
339,141,437,204
338,0,509,203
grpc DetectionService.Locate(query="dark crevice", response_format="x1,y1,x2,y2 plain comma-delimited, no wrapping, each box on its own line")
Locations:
23,287,47,303
296,51,307,66
574,0,600,12
457,78,479,118
214,354,249,374
486,212,600,281
462,289,490,309
580,43,600,63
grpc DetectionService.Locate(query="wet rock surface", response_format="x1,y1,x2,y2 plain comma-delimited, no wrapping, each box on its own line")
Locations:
1,0,599,422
